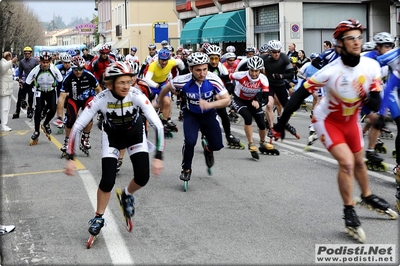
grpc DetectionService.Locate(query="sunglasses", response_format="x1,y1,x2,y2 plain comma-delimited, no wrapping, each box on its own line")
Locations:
24,52,31,55
72,67,83,71
382,44,393,49
270,50,280,54
341,35,363,41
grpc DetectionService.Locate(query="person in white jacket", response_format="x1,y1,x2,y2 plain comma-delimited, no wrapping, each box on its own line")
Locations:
0,51,18,131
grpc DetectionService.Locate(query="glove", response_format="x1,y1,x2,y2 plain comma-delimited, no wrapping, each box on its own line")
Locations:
272,73,282,80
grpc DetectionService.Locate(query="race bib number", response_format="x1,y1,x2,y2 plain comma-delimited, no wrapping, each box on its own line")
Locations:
35,91,41,98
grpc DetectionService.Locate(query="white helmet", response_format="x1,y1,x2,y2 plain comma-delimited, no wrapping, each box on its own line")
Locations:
126,60,139,75
224,52,236,60
60,53,71,63
247,56,264,70
362,41,376,52
205,45,222,57
226,45,236,53
373,32,395,44
259,45,269,53
187,52,209,67
104,61,134,80
267,40,282,51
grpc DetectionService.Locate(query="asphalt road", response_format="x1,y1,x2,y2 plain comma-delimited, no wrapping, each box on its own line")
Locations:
0,94,398,265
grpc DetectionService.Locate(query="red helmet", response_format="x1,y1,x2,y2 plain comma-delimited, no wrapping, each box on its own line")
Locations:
333,19,364,39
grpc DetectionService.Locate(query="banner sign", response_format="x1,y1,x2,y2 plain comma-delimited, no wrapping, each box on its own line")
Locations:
75,23,96,34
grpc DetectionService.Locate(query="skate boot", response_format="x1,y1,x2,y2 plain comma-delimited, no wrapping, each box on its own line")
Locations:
29,131,39,146
60,138,68,158
88,216,105,236
355,194,398,219
27,108,34,119
116,158,123,173
79,132,91,156
380,127,394,140
180,169,192,192
374,138,387,154
343,207,366,243
228,111,240,124
21,99,27,110
226,134,245,149
365,150,387,172
285,123,300,139
12,112,19,119
248,142,259,161
53,116,64,134
41,124,52,141
203,144,214,175
259,140,279,155
305,125,318,150
115,188,134,232
162,119,178,138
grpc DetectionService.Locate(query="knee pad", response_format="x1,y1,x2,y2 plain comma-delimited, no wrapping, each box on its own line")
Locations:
99,158,117,192
131,153,150,187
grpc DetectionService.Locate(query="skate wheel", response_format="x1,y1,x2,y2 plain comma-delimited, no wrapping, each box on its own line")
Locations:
183,181,188,192
393,150,396,158
239,143,245,150
395,201,400,214
126,218,133,232
274,150,280,155
381,146,387,154
87,235,96,249
29,139,38,146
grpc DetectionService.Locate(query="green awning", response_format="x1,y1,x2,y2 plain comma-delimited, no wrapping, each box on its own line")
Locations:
180,15,213,44
202,10,246,43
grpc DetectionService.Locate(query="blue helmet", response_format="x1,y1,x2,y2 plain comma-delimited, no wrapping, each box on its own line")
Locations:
130,46,137,52
66,49,77,56
158,49,170,60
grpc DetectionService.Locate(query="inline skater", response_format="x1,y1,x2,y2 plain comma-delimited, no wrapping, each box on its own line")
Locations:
235,47,256,72
116,60,154,173
13,46,39,119
205,45,244,148
52,53,73,132
82,47,94,65
25,51,63,145
361,32,395,171
64,61,164,247
143,49,185,138
157,52,230,190
59,56,101,156
222,52,239,74
138,43,157,78
87,44,115,86
261,40,298,139
271,19,398,243
126,46,139,63
376,43,400,212
229,56,276,160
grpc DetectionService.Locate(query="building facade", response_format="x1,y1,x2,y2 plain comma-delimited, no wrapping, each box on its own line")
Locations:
95,0,179,61
175,0,399,56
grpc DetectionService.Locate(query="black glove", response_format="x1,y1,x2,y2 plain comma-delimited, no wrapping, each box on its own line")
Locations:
272,73,282,80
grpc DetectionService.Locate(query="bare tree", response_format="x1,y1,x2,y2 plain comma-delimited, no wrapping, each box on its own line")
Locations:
0,1,44,55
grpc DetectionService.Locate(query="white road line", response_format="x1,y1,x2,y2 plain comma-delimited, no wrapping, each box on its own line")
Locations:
230,127,396,183
79,170,134,265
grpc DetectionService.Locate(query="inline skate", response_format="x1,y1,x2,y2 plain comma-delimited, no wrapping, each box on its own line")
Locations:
115,188,134,232
87,216,105,249
365,150,387,172
202,141,214,175
374,138,387,154
180,169,192,192
226,134,245,149
21,99,27,110
27,107,34,120
52,116,64,134
116,158,123,174
60,137,68,158
29,131,40,146
41,123,52,141
285,123,300,139
228,111,241,124
343,207,366,243
354,194,398,220
162,119,178,138
79,132,91,156
248,142,259,161
304,124,318,151
259,140,279,155
380,127,394,140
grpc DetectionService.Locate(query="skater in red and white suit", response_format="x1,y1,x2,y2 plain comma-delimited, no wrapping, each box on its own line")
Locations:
271,19,397,242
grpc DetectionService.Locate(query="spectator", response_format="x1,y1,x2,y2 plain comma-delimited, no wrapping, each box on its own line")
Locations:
0,51,18,131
